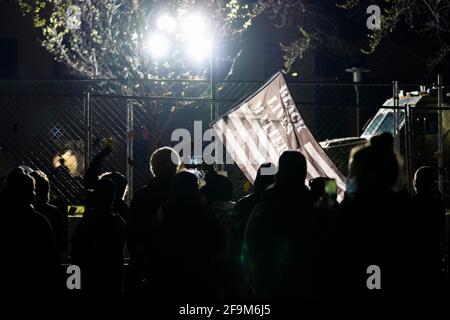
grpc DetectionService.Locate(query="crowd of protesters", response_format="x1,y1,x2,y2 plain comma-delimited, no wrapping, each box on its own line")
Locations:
0,132,448,299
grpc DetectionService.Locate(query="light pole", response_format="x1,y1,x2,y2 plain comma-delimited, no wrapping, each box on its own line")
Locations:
346,67,371,135
210,32,217,122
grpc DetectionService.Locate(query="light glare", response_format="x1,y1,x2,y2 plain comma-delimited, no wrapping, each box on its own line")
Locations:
146,33,170,59
157,14,177,33
182,13,208,39
182,13,211,62
187,37,212,62
145,12,213,62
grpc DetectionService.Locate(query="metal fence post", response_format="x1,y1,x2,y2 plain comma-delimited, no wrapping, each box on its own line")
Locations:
210,40,216,122
404,104,412,192
84,90,92,171
355,84,360,135
392,81,400,151
437,74,444,193
126,84,134,203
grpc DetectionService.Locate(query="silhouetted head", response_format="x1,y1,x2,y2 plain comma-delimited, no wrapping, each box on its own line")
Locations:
2,171,35,207
7,167,26,176
30,170,50,205
217,175,234,201
309,177,327,203
93,178,115,211
413,166,434,194
204,168,217,186
204,170,234,202
275,151,307,187
254,162,275,195
150,147,180,178
370,132,394,151
18,165,33,175
349,133,400,193
99,171,128,201
171,170,200,204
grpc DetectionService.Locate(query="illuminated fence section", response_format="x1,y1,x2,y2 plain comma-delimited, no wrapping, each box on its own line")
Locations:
0,79,449,205
0,94,85,204
90,95,128,177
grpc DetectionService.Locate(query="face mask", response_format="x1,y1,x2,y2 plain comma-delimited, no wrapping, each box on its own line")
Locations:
346,178,357,198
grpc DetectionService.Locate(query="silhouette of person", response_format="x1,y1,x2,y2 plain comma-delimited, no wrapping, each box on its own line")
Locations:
0,170,59,297
309,177,338,209
242,151,313,299
411,166,446,290
84,145,129,222
127,147,180,294
202,169,233,203
51,157,84,206
30,170,68,253
305,177,340,299
309,177,326,204
236,163,275,236
201,171,238,298
233,163,274,298
154,171,221,300
71,178,126,294
98,172,129,221
202,171,234,253
331,133,415,298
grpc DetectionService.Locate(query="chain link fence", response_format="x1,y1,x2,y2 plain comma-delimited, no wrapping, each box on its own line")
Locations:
0,79,449,206
0,93,85,204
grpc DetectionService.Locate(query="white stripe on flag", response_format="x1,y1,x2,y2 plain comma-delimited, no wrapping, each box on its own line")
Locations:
240,104,281,166
307,160,321,179
228,114,267,165
304,142,346,192
216,119,258,179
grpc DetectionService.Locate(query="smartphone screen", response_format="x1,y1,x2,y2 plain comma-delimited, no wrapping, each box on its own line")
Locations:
67,205,85,217
324,179,337,197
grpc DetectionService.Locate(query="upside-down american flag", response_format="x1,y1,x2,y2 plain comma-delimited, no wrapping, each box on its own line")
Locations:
212,72,347,201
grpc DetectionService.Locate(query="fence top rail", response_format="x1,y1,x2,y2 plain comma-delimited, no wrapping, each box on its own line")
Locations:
0,79,442,87
2,91,449,110
0,78,209,84
92,94,432,110
0,93,84,98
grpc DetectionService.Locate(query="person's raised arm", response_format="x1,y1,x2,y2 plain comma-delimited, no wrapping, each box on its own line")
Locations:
84,144,112,190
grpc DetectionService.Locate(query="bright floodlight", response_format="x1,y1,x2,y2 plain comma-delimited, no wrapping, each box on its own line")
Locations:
182,13,207,38
157,14,177,33
182,13,211,62
146,33,170,59
187,37,212,62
